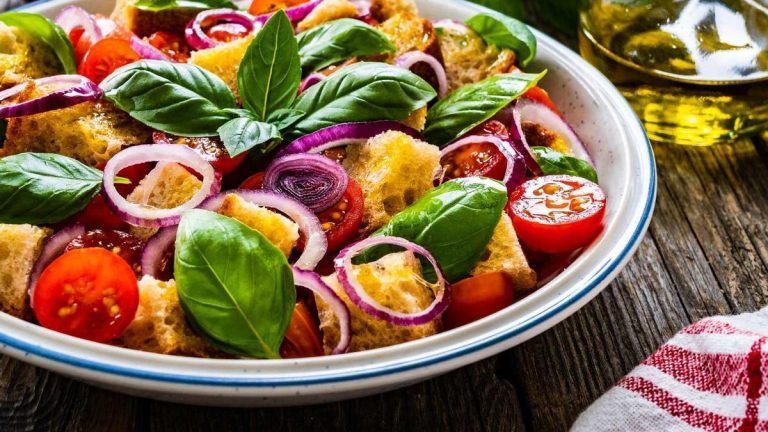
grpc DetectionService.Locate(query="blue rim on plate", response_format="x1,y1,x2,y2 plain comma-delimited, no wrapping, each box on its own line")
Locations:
2,0,657,387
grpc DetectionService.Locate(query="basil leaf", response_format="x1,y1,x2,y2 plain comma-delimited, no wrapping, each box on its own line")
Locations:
101,60,237,136
0,153,103,224
238,10,301,121
466,12,537,67
218,117,281,157
0,12,76,74
297,19,395,74
267,108,306,131
532,146,598,183
362,177,507,282
424,71,544,146
174,210,295,359
134,0,237,11
290,62,437,137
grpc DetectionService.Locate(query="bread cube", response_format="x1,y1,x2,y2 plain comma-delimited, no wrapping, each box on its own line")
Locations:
296,0,359,32
437,24,517,91
0,23,60,89
111,0,200,37
0,224,50,319
189,35,255,100
472,214,537,290
216,193,299,257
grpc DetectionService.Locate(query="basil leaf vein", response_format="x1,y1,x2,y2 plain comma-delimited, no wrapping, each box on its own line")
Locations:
238,10,301,121
174,210,295,359
218,117,281,157
424,71,544,146
290,62,437,137
297,19,395,74
361,177,507,282
101,60,237,136
466,12,537,67
0,12,76,74
0,153,103,224
532,146,598,182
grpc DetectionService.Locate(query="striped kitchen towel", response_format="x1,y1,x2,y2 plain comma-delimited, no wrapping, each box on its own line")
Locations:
573,309,768,431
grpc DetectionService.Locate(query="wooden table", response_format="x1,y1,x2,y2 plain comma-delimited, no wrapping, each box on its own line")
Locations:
5,2,768,431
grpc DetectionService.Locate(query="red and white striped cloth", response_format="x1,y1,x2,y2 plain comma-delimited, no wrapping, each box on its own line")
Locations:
573,309,768,431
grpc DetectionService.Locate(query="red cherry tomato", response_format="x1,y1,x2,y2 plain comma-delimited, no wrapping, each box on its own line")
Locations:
153,132,247,175
69,27,92,65
79,37,141,84
280,301,324,358
443,272,516,329
316,177,364,252
33,248,139,343
507,175,606,254
94,16,134,40
64,229,145,275
248,0,308,15
440,120,509,181
68,194,128,231
240,171,265,190
524,86,562,116
147,31,190,62
205,23,251,43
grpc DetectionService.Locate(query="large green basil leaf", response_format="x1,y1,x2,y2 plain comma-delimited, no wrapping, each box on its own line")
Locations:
238,11,301,121
466,12,537,67
290,62,436,137
0,12,76,74
174,210,295,359
424,71,544,146
532,146,598,183
218,117,281,157
362,177,507,282
297,19,395,74
134,0,237,11
101,60,237,136
0,153,103,224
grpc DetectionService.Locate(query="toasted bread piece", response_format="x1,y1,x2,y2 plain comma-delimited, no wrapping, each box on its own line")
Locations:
216,193,299,257
296,0,360,32
0,224,50,319
3,82,151,166
126,162,203,239
111,0,200,37
472,214,537,290
343,130,440,232
378,12,440,58
437,24,516,91
118,276,220,356
403,106,427,131
316,251,441,353
370,0,418,21
189,35,255,100
0,23,60,89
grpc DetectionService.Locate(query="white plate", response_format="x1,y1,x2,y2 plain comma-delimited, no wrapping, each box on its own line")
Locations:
3,0,656,406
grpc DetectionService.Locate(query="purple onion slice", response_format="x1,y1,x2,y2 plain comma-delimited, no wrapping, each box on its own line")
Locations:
292,267,351,354
394,51,448,98
0,75,103,119
28,224,86,308
185,9,258,50
55,6,103,44
440,134,527,192
263,154,349,212
276,121,422,157
252,0,322,25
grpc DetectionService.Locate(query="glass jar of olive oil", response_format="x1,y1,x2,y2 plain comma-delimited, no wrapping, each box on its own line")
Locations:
579,0,768,145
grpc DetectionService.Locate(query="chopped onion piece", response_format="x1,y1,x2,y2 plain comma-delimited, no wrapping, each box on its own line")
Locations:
334,236,450,326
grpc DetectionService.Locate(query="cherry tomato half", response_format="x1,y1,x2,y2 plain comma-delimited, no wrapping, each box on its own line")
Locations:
64,229,145,275
440,120,509,182
280,301,324,358
153,132,247,175
523,86,562,116
79,37,141,84
316,177,364,252
507,175,606,254
206,23,251,43
443,272,515,329
147,31,190,62
240,171,265,189
69,27,92,65
33,248,139,343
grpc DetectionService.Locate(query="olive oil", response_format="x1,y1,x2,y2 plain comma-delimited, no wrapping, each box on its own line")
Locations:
579,0,768,145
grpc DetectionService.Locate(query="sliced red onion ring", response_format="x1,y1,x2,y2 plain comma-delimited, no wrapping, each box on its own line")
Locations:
351,0,372,22
496,102,541,176
0,75,103,119
185,9,258,50
440,134,526,192
263,154,349,212
292,267,350,354
512,97,595,166
140,226,177,279
276,121,422,157
55,5,103,44
102,144,221,228
130,36,173,61
28,224,86,308
334,236,450,326
200,190,327,270
298,73,325,94
395,51,448,98
253,0,322,25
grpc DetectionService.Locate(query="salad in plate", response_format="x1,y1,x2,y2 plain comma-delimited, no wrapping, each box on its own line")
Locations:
0,0,606,359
